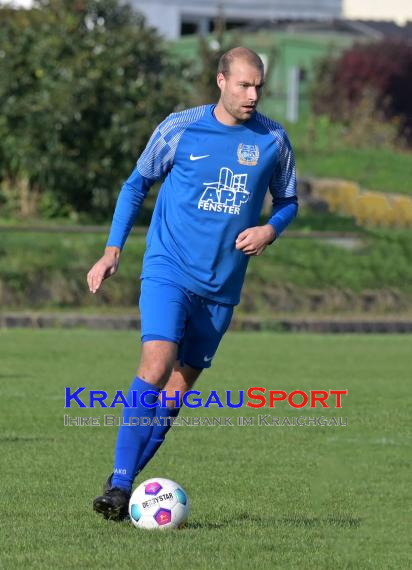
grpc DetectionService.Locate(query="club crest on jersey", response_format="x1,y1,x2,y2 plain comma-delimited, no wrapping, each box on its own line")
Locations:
237,144,259,166
198,167,250,215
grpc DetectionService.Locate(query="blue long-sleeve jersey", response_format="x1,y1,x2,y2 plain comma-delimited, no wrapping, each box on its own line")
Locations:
107,104,298,305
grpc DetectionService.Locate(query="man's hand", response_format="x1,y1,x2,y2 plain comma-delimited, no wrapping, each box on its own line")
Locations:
235,224,276,256
87,246,121,294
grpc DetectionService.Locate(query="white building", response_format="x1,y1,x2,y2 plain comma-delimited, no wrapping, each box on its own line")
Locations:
131,0,343,39
344,0,412,25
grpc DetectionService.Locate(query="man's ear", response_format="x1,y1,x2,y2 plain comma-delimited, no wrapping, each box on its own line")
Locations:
217,72,225,90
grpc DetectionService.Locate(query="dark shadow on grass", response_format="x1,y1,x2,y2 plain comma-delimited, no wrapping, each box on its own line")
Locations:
188,512,361,530
0,374,32,379
188,521,227,530
0,435,57,443
277,515,361,528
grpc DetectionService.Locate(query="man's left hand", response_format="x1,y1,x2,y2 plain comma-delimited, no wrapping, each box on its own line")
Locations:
235,224,276,256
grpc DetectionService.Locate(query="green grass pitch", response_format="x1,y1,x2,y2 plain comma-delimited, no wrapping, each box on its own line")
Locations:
0,330,410,569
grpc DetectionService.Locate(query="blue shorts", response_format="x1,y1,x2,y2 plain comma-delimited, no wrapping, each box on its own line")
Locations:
139,277,234,369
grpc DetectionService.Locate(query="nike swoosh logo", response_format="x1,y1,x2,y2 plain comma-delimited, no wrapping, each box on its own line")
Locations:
203,355,214,362
190,153,210,161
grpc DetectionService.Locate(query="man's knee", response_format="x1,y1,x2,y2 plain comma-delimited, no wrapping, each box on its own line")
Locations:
137,341,178,387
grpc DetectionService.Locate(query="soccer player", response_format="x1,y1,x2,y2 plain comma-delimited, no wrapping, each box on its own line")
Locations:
87,47,298,520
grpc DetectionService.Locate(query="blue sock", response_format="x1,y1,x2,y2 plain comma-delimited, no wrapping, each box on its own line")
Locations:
135,405,180,475
111,376,160,492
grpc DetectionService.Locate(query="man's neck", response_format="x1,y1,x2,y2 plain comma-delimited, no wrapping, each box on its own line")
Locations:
213,102,244,126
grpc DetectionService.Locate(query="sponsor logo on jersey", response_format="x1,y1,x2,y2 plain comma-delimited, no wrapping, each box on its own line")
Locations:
198,167,250,215
190,153,210,161
237,143,259,166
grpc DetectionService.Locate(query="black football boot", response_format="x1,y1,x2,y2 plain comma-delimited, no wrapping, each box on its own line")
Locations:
93,475,130,521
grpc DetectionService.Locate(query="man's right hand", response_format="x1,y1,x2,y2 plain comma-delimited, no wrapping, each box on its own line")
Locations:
87,246,121,294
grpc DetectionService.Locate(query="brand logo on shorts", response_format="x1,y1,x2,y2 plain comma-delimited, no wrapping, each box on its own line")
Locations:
203,355,214,362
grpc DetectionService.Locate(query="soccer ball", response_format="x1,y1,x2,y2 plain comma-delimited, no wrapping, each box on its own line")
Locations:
129,477,190,530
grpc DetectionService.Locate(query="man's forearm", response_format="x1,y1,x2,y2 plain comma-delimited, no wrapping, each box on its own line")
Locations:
267,196,298,238
106,167,153,250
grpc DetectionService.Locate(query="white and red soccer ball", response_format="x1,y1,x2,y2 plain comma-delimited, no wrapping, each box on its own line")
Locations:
129,478,190,530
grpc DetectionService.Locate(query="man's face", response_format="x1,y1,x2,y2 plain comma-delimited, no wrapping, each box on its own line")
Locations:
217,60,264,124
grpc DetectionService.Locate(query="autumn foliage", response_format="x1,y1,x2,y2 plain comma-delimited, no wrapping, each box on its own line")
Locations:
312,40,412,145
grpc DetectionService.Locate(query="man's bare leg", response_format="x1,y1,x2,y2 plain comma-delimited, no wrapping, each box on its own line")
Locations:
161,361,203,405
137,340,179,387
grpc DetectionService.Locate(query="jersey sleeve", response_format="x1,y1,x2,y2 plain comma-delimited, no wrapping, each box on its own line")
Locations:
135,119,176,181
106,118,176,249
106,107,208,249
106,167,153,249
267,130,298,237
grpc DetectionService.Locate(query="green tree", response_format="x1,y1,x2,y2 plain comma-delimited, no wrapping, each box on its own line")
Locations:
0,0,191,219
189,13,238,106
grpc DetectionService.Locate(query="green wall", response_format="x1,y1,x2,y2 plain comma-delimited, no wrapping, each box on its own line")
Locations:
171,29,363,120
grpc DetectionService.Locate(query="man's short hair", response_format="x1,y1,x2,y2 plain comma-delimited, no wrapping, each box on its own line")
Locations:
217,47,264,77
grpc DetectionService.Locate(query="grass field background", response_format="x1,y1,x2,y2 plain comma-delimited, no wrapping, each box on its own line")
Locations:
2,230,412,312
286,117,412,197
0,330,410,569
